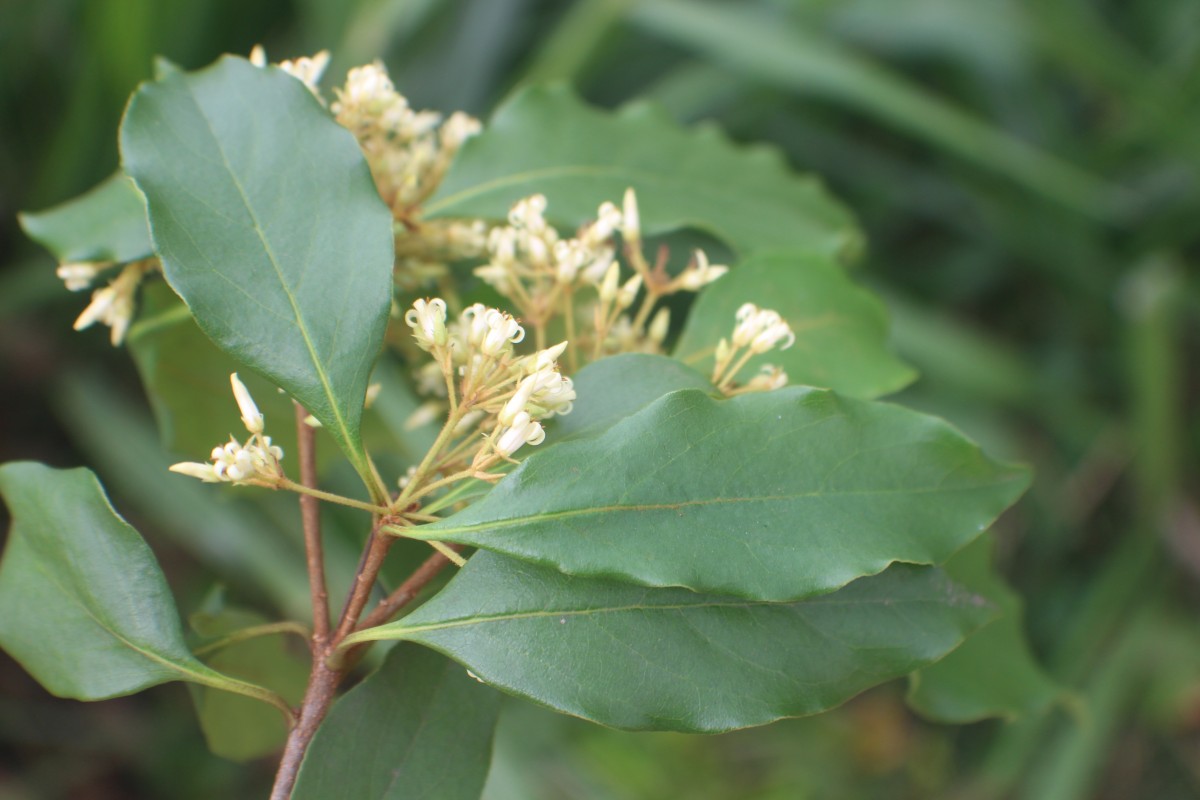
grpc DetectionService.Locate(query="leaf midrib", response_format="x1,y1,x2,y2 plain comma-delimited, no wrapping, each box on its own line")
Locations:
176,77,354,451
360,593,966,640
415,478,1016,540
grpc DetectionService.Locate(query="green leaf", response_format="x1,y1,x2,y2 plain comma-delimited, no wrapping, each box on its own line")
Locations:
293,643,502,799
674,251,916,398
18,173,152,264
119,56,394,495
0,463,288,714
425,85,862,261
409,387,1029,602
552,353,715,440
127,283,304,461
348,553,994,732
188,595,309,762
907,534,1061,722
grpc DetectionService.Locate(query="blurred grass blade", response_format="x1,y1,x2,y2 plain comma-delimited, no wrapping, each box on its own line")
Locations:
518,0,636,86
629,0,1122,218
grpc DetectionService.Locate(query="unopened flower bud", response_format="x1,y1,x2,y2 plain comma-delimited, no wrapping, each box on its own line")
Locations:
599,262,620,305
622,187,640,243
617,274,642,309
230,373,264,434
648,307,671,344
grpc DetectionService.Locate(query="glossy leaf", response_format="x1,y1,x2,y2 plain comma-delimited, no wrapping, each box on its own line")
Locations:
18,172,153,264
409,387,1029,602
293,643,502,799
0,463,286,712
348,553,994,732
674,251,915,398
907,534,1061,722
425,85,862,261
120,56,394,493
552,353,715,440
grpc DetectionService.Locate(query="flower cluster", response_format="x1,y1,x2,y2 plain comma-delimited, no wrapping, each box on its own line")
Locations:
332,62,481,220
401,297,574,485
72,259,157,346
474,189,727,366
170,374,285,485
249,45,330,96
711,303,795,395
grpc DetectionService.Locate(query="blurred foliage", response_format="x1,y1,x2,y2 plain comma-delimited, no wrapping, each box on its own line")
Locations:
1,0,1197,798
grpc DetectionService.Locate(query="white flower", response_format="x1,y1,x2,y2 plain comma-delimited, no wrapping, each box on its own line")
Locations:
598,261,620,304
168,462,221,482
508,194,548,232
73,284,134,345
583,201,622,246
648,307,671,345
439,111,481,151
278,51,330,94
57,261,106,291
494,411,546,456
230,373,264,434
732,303,794,353
622,187,640,243
404,298,449,351
463,306,524,357
616,274,642,310
745,364,789,392
171,436,283,485
676,250,728,291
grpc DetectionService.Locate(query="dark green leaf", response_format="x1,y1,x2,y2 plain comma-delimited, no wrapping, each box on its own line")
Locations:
410,387,1029,602
127,283,304,460
293,643,502,799
552,353,715,440
426,85,862,261
348,553,994,732
188,595,309,762
674,251,915,398
120,56,394,493
18,173,152,264
0,463,285,711
907,534,1061,722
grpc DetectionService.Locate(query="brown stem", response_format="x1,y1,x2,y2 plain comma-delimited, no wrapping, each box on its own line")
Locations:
295,403,329,646
332,527,395,642
270,522,395,797
358,547,460,631
268,661,340,800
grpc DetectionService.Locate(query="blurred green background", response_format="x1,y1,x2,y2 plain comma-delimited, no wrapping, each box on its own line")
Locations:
1,0,1197,797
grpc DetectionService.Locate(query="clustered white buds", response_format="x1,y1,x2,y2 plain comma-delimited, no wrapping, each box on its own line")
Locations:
711,304,794,395
249,46,330,97
57,261,109,291
402,297,576,467
72,260,155,346
331,61,481,217
732,303,796,353
477,188,730,361
170,373,285,484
